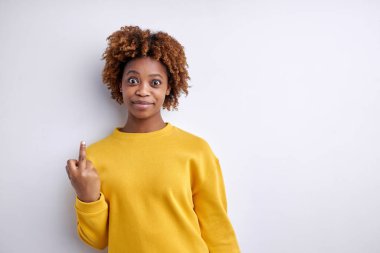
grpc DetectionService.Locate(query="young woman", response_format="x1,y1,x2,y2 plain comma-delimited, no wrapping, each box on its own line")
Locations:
66,25,241,253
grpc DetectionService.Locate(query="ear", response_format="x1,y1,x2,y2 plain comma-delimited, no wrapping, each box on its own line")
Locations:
166,87,171,96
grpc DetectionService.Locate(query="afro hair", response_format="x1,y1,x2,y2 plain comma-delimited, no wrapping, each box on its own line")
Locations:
101,25,191,111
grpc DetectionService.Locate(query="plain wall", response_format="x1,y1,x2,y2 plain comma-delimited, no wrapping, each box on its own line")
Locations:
0,0,379,252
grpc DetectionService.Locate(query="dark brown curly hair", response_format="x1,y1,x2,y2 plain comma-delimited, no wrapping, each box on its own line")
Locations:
101,25,191,111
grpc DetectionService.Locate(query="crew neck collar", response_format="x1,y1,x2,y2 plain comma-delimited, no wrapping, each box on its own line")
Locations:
112,122,174,140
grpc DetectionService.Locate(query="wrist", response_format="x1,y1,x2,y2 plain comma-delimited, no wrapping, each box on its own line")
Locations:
77,192,101,203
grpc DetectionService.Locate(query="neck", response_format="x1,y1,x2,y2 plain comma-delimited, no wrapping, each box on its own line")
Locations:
121,114,166,133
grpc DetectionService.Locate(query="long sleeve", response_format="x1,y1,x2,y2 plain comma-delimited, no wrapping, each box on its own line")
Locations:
73,123,240,252
74,147,109,250
75,192,109,249
192,146,241,253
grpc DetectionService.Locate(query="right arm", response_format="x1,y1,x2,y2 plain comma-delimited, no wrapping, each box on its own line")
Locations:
66,141,109,250
75,192,109,249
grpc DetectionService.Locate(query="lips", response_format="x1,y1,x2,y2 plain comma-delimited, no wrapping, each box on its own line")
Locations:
131,100,154,110
132,100,153,105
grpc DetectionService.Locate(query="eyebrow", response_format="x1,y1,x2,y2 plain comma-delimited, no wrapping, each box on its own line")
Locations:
125,70,164,78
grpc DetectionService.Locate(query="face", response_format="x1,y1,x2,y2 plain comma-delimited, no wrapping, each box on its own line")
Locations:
120,56,171,120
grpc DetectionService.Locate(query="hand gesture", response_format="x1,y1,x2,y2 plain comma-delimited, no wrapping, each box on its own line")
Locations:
66,141,101,202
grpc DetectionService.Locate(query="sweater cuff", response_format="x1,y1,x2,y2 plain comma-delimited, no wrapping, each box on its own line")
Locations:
75,192,107,214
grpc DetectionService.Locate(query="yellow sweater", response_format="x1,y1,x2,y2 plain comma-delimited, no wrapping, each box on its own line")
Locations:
75,122,241,252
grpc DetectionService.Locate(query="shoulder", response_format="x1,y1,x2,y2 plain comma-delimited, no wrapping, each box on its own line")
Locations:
173,125,209,146
85,132,114,160
173,125,217,157
87,136,111,152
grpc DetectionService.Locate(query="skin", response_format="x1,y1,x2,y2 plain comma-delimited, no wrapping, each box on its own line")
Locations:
119,56,171,133
66,56,171,202
66,141,100,202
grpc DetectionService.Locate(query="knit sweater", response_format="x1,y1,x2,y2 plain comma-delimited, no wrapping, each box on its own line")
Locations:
74,122,241,252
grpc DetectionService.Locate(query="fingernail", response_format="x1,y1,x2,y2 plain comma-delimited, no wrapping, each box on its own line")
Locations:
81,140,86,145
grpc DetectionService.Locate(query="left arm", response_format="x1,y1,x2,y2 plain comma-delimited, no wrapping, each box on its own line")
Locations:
192,146,241,253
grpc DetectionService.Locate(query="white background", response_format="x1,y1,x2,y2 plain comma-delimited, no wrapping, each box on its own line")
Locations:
0,0,379,252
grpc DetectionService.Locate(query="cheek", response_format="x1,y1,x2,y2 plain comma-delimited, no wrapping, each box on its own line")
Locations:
155,90,168,101
122,88,135,99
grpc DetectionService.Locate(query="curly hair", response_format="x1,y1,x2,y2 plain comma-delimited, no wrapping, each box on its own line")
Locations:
101,25,191,111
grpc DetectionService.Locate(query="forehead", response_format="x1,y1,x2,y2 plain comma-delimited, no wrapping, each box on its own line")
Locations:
123,56,167,75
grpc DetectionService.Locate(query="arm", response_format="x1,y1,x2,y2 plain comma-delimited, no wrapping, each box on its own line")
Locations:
66,141,109,250
192,146,241,253
75,192,109,250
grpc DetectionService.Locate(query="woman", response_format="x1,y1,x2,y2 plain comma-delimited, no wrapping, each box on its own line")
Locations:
66,25,241,253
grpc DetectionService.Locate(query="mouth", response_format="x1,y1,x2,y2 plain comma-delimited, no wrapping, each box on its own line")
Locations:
132,102,153,105
131,101,154,110
132,100,154,104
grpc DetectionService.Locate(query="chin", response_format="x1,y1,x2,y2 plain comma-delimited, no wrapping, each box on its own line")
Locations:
128,109,160,120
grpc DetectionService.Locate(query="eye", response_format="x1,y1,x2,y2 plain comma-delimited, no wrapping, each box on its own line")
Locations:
127,77,139,85
152,79,161,86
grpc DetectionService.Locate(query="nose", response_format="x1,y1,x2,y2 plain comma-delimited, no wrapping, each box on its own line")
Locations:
135,81,150,96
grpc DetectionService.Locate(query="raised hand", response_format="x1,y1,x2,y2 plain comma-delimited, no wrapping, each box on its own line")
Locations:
66,141,101,202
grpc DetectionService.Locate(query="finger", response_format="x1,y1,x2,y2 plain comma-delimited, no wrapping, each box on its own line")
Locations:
66,165,71,180
67,159,78,173
85,159,93,170
78,140,87,170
